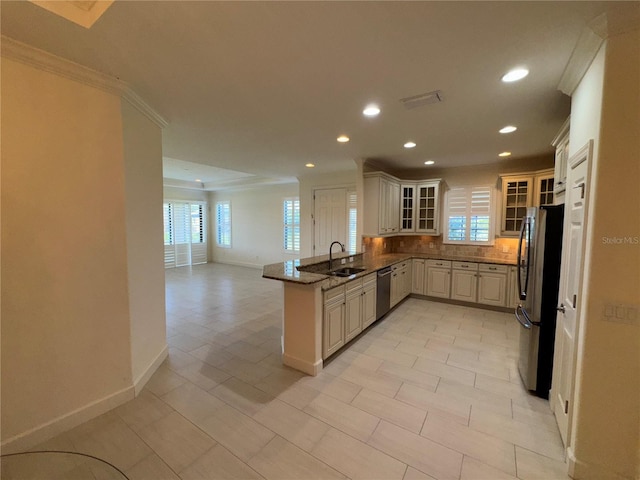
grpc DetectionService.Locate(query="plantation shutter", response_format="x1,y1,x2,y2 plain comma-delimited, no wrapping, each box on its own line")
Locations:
348,192,357,254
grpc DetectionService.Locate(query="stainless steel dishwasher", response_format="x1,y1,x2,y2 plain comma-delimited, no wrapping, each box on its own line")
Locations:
376,266,392,320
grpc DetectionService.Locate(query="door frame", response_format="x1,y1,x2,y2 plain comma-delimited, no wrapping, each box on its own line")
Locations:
550,140,593,449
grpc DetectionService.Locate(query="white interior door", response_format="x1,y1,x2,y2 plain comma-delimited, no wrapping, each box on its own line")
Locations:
551,141,592,446
314,188,347,256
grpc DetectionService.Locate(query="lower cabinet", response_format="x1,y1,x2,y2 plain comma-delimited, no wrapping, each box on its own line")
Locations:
323,259,513,360
323,286,345,359
450,262,478,302
362,274,377,329
412,258,426,294
426,260,451,298
390,260,411,307
477,264,508,307
345,279,363,342
323,273,377,359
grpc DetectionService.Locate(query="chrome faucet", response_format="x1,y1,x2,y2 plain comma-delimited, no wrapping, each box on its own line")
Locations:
329,241,345,271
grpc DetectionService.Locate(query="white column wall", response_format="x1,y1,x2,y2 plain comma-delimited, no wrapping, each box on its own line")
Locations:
1,58,133,449
121,100,168,392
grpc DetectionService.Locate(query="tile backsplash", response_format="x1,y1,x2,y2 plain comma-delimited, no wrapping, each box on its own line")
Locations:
363,235,519,263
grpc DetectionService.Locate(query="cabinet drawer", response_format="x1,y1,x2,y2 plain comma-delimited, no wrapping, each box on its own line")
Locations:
452,261,478,271
324,285,345,303
392,261,409,271
427,259,451,268
362,273,376,287
479,263,508,274
345,278,363,295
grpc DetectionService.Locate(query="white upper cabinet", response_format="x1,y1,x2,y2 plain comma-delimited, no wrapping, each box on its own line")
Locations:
552,117,570,201
534,168,555,207
415,181,441,234
500,175,533,236
500,168,555,237
370,176,441,237
400,184,416,233
363,172,400,236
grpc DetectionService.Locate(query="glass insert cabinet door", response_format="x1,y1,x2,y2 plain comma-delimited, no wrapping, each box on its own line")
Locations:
401,185,415,231
503,179,531,235
417,184,438,233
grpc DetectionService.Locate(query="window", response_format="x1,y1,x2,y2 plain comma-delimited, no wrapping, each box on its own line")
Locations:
216,201,231,247
190,204,205,243
163,201,207,268
444,186,494,245
283,198,300,252
163,203,173,245
348,191,357,254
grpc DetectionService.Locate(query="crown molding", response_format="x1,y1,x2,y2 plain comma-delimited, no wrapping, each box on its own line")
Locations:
557,26,604,96
122,87,168,129
1,35,168,128
558,7,640,97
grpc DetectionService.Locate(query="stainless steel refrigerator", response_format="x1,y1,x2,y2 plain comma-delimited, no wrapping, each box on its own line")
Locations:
515,205,564,398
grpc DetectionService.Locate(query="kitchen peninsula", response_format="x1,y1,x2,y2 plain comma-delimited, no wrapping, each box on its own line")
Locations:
263,251,517,376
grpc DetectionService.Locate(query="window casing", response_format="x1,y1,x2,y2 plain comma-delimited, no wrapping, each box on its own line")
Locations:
444,186,495,245
283,198,300,253
216,201,231,248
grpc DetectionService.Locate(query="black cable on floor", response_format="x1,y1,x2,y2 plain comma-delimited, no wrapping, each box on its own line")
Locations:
0,450,131,480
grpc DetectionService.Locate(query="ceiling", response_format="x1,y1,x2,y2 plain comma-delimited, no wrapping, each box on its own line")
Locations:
0,1,629,184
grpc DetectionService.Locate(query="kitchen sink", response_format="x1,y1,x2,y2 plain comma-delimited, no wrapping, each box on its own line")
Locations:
329,267,366,277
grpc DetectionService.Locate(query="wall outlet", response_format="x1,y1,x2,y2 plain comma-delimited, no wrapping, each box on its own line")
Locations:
349,256,354,262
429,242,434,249
603,303,639,325
502,245,510,253
340,258,346,265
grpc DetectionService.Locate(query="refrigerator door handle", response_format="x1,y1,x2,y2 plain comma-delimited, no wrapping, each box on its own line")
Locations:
517,218,527,300
515,304,540,329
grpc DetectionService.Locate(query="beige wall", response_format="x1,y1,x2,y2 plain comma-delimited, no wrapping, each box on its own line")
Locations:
570,29,640,479
1,54,167,450
1,58,133,443
121,100,167,390
209,183,299,267
163,185,208,202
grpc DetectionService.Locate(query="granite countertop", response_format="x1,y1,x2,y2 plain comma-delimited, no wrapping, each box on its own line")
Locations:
262,252,516,290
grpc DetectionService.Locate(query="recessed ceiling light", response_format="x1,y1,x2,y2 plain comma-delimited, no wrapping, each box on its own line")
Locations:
501,68,529,83
498,152,512,157
424,160,435,165
305,163,315,168
195,178,202,182
337,135,350,143
404,142,417,149
499,126,517,134
363,104,381,117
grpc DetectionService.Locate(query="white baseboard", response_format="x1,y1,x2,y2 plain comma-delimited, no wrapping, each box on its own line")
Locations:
282,353,323,376
1,386,134,454
133,344,168,396
210,260,263,270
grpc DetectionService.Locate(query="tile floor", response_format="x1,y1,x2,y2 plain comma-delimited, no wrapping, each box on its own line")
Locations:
3,263,570,480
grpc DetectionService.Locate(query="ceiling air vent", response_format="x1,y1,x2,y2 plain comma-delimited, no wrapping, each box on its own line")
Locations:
399,90,443,110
